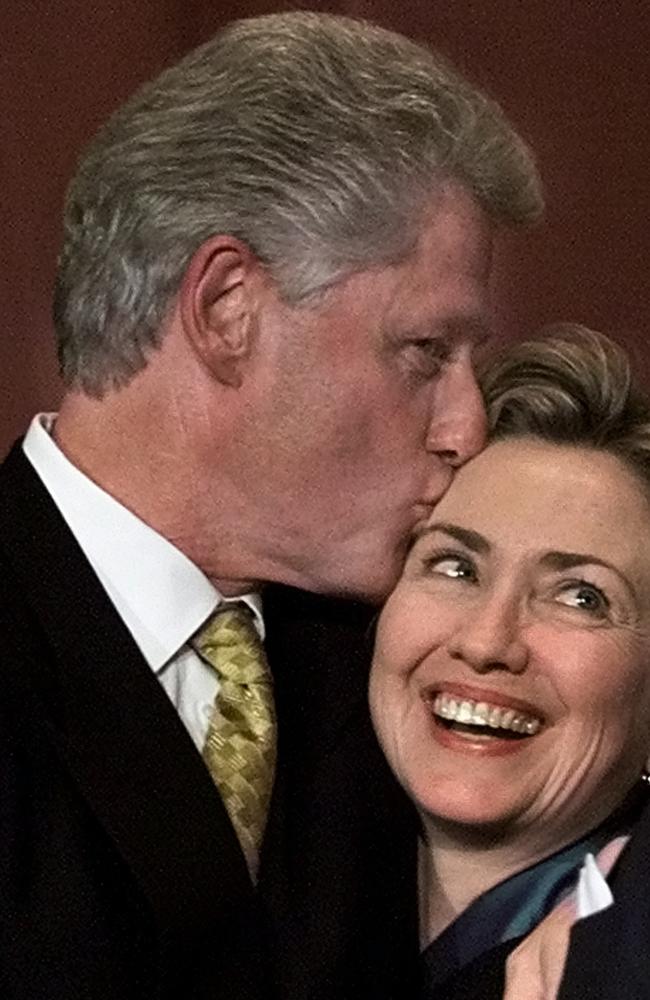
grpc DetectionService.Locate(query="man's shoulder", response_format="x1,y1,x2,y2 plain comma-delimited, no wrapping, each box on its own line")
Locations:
0,435,28,484
0,436,48,521
0,437,68,565
0,437,118,647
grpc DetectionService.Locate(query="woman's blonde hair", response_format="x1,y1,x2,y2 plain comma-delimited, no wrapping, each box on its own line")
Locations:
480,325,650,490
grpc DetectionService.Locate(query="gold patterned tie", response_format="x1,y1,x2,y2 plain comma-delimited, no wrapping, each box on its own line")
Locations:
192,604,276,879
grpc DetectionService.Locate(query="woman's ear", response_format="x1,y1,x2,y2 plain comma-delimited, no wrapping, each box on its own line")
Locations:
178,235,260,388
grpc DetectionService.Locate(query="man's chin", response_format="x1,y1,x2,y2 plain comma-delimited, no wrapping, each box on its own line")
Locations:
352,554,407,605
305,562,401,606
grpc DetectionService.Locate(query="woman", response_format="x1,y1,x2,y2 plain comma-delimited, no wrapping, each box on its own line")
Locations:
369,326,650,998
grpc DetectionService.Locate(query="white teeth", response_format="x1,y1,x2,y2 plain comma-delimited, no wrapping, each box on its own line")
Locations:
473,702,490,725
431,693,542,736
457,701,474,724
501,709,515,729
488,707,502,729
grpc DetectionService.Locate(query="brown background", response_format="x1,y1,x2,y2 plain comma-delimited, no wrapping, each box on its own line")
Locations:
3,0,649,455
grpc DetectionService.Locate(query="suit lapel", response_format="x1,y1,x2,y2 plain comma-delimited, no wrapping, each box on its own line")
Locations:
0,444,256,951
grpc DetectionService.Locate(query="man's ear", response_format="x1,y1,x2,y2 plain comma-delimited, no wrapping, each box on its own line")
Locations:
178,235,260,388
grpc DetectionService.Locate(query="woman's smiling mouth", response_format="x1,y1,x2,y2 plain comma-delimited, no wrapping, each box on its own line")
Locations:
419,684,546,751
432,692,542,736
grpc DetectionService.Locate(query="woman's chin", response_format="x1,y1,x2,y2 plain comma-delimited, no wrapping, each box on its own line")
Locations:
420,807,524,847
409,778,533,841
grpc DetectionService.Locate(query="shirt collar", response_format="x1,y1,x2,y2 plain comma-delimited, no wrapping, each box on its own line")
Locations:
23,413,263,671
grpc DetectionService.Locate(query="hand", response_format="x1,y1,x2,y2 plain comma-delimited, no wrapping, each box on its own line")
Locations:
502,835,630,1000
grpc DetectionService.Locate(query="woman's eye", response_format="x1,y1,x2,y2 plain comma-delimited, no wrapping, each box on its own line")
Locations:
425,554,477,582
555,582,610,617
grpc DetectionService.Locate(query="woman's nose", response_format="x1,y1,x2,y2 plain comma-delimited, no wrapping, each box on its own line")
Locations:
447,597,529,675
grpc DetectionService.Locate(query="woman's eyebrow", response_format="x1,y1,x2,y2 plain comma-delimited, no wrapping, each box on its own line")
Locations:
540,551,614,572
416,521,490,554
541,551,638,601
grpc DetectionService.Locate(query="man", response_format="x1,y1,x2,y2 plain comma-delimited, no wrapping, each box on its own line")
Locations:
0,11,542,1000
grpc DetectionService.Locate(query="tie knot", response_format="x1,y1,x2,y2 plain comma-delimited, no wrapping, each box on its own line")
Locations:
193,604,270,685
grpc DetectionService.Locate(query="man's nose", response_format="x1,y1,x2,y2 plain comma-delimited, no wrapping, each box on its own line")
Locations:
446,595,529,675
426,357,487,467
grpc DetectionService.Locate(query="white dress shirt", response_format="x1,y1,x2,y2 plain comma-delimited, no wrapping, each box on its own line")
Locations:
23,413,264,751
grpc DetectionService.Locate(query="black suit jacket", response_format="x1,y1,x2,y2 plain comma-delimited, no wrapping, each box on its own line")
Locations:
0,442,418,1000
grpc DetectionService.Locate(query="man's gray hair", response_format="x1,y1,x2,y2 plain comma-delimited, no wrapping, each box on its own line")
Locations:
54,10,543,396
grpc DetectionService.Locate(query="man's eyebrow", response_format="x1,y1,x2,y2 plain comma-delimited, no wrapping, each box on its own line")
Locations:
415,521,490,554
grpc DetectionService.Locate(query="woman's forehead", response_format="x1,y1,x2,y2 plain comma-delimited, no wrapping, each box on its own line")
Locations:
432,438,650,568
